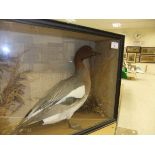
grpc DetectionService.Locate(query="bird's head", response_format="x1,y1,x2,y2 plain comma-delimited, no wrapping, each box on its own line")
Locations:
74,45,100,61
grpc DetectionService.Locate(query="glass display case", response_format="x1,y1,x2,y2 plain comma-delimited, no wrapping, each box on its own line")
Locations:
0,20,124,134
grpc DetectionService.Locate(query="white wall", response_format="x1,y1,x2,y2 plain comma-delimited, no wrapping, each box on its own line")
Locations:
108,28,155,47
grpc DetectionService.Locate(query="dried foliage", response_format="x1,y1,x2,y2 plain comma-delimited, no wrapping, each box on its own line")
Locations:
78,95,105,117
0,52,28,112
0,52,28,116
0,62,10,113
82,101,106,117
0,52,28,134
0,50,30,134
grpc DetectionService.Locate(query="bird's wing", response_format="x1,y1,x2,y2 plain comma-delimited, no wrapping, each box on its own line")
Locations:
23,76,85,122
20,97,81,127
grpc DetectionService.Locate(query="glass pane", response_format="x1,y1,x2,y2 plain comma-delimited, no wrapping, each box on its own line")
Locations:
0,21,120,134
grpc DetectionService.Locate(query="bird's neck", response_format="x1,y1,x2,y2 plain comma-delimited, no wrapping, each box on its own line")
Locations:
74,57,90,81
74,57,85,72
74,57,91,94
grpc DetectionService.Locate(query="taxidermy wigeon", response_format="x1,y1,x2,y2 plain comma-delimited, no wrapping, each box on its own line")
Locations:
15,45,100,133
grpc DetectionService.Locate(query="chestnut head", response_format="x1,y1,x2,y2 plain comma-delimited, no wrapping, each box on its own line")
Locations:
75,45,100,61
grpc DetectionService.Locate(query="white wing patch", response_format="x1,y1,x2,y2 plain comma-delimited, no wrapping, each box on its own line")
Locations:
43,113,64,125
25,85,85,120
56,85,85,105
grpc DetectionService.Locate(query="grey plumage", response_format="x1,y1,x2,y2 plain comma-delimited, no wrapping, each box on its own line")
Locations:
19,75,86,127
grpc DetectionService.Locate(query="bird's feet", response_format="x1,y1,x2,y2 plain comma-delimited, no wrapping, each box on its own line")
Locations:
67,120,83,130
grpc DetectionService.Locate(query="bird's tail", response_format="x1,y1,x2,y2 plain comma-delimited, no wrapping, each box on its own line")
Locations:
11,117,32,134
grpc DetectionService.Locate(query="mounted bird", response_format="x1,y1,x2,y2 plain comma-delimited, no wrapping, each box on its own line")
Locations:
14,45,100,133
